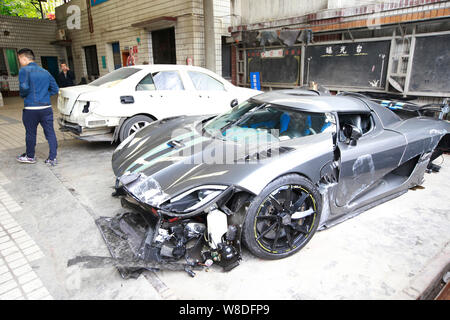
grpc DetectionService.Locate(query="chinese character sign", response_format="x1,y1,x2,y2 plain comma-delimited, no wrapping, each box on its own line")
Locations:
306,41,390,88
250,72,261,90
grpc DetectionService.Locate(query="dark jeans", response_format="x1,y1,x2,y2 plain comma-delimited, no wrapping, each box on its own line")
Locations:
22,108,58,160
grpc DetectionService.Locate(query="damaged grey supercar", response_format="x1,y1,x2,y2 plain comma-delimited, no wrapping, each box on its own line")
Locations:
70,90,450,278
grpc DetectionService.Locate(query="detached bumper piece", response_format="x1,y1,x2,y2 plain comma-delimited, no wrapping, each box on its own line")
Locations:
68,207,242,278
72,211,203,278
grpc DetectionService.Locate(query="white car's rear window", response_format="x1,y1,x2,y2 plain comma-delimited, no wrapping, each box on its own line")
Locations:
152,71,185,90
188,71,225,91
90,68,141,87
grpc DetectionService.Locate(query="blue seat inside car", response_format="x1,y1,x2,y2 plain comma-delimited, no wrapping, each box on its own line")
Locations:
282,113,331,137
320,121,332,132
228,112,330,138
303,115,312,135
280,113,291,133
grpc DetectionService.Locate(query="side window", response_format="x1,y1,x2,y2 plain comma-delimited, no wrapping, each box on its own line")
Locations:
136,73,156,91
188,71,225,91
338,113,373,141
152,71,184,90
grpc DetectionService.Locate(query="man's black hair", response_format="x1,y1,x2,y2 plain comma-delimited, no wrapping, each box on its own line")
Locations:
17,48,35,61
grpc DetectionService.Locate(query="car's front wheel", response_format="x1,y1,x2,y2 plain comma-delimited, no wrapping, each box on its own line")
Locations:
119,115,154,142
242,174,321,260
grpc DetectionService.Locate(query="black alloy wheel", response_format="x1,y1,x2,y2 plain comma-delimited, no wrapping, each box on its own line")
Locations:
243,174,321,260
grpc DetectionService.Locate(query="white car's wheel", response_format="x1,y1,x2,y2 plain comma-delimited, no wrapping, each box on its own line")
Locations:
119,115,154,142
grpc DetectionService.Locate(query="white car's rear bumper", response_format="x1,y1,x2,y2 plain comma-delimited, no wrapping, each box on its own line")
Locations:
58,118,115,142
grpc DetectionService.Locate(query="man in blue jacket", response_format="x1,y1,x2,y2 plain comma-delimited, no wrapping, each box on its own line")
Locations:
16,48,59,166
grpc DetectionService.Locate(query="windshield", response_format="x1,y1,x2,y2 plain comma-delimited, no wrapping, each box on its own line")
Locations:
203,100,336,142
90,68,141,87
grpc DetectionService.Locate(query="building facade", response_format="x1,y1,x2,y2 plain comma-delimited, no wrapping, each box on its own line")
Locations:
0,15,66,96
54,0,232,84
229,0,450,101
2,0,449,102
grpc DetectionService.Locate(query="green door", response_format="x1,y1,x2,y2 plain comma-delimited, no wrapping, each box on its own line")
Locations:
5,49,19,76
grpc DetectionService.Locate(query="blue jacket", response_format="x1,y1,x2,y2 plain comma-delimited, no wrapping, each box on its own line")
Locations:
19,62,59,107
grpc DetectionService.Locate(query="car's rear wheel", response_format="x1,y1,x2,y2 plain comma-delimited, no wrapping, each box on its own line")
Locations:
119,115,154,142
242,174,321,260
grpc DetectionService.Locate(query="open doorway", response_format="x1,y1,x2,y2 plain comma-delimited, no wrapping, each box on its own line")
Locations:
151,27,176,64
221,36,232,80
122,51,130,67
41,56,59,80
84,45,99,79
112,42,122,69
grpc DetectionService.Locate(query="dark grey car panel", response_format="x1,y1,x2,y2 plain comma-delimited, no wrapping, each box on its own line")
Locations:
112,92,450,223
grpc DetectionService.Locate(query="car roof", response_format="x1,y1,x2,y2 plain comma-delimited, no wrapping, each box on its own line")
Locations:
251,91,371,113
124,64,217,73
123,64,230,84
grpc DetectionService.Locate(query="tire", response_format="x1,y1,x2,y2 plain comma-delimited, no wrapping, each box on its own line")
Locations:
242,174,321,260
119,115,154,142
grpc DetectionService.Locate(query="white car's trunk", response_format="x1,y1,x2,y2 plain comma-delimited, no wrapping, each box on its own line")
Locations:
58,85,99,117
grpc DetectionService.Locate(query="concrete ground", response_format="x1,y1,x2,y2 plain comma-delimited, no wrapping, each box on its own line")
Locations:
0,96,449,300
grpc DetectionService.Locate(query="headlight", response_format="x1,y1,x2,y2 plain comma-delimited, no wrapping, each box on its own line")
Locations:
160,185,227,213
123,174,170,207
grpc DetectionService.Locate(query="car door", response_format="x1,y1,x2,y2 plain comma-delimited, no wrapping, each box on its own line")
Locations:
185,70,234,114
334,111,406,208
134,70,196,119
133,72,165,117
152,70,202,117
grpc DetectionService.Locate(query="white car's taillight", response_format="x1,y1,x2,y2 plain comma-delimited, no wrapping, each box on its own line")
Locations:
79,101,99,114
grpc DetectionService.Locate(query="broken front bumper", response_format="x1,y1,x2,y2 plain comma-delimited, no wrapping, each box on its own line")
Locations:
68,187,243,278
68,207,205,278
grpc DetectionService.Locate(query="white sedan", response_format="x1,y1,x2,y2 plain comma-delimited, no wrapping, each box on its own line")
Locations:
57,65,260,142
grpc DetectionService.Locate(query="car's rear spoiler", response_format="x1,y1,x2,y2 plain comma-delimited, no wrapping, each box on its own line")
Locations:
337,92,449,120
375,99,449,120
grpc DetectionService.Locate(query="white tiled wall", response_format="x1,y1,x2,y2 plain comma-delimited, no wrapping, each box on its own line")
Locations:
0,16,66,91
54,0,232,80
